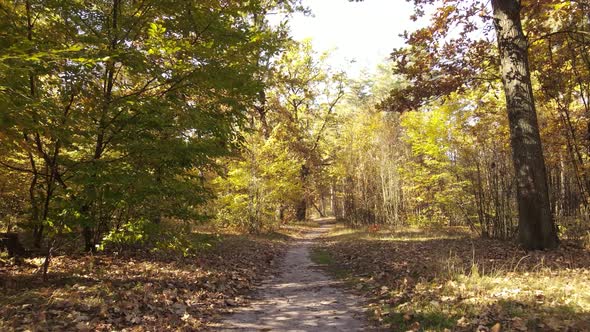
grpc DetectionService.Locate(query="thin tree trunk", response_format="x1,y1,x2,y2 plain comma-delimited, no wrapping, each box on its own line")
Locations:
491,0,559,249
82,0,121,251
312,202,325,218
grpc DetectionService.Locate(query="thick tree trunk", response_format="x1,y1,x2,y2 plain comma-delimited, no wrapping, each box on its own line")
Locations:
296,165,309,221
83,226,95,252
491,0,559,249
0,233,26,258
295,200,306,221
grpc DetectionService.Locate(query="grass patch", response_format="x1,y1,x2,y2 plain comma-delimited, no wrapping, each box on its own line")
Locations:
310,248,334,265
310,247,352,281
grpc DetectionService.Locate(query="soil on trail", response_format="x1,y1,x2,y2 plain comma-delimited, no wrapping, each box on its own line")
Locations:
220,219,367,331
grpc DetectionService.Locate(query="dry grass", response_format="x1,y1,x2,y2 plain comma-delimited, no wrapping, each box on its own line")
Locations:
316,224,590,331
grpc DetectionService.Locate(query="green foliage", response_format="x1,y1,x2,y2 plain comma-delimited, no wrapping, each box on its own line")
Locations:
213,122,305,231
99,218,156,251
400,96,473,226
0,0,299,251
329,67,518,236
99,218,220,256
212,40,345,230
2,0,586,258
328,64,405,225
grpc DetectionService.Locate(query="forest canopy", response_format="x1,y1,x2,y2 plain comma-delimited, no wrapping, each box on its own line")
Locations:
1,0,589,264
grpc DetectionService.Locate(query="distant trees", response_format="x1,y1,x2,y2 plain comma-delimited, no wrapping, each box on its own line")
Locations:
2,0,588,257
327,65,405,226
212,40,345,231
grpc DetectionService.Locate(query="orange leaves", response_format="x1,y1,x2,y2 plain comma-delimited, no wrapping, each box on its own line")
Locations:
387,1,495,113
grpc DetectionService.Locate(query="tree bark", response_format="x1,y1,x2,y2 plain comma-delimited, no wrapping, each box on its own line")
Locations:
296,165,309,221
295,199,306,221
491,0,558,249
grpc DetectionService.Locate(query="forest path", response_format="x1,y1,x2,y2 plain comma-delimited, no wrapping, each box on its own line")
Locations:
219,218,367,331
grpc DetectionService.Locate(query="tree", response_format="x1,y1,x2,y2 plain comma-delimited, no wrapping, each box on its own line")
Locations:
266,41,345,221
0,0,300,263
490,0,558,249
385,0,560,249
328,64,406,226
212,40,345,229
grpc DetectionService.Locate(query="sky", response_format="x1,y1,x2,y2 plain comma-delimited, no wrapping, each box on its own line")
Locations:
285,0,420,78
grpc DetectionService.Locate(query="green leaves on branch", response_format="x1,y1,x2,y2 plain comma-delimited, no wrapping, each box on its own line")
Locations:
0,0,299,250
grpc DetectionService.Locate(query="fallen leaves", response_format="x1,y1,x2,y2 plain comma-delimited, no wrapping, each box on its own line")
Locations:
491,322,501,332
510,317,528,331
316,225,590,331
0,234,287,331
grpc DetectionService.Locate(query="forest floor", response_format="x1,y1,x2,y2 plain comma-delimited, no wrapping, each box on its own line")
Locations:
313,223,590,332
2,221,589,331
0,230,292,331
218,218,367,331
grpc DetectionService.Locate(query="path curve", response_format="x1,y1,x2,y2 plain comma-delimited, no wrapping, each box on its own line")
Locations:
219,219,367,331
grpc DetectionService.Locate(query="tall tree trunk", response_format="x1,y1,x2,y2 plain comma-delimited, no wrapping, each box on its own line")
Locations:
491,0,558,249
83,223,94,252
296,165,309,221
330,182,337,218
295,199,306,221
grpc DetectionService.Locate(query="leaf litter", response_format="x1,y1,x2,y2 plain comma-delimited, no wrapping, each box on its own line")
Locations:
314,225,590,331
0,234,286,331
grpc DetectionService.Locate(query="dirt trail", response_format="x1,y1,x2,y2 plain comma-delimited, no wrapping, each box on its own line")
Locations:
219,219,367,331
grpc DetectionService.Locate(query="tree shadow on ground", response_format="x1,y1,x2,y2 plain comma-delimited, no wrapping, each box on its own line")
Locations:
320,226,590,331
0,231,289,331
